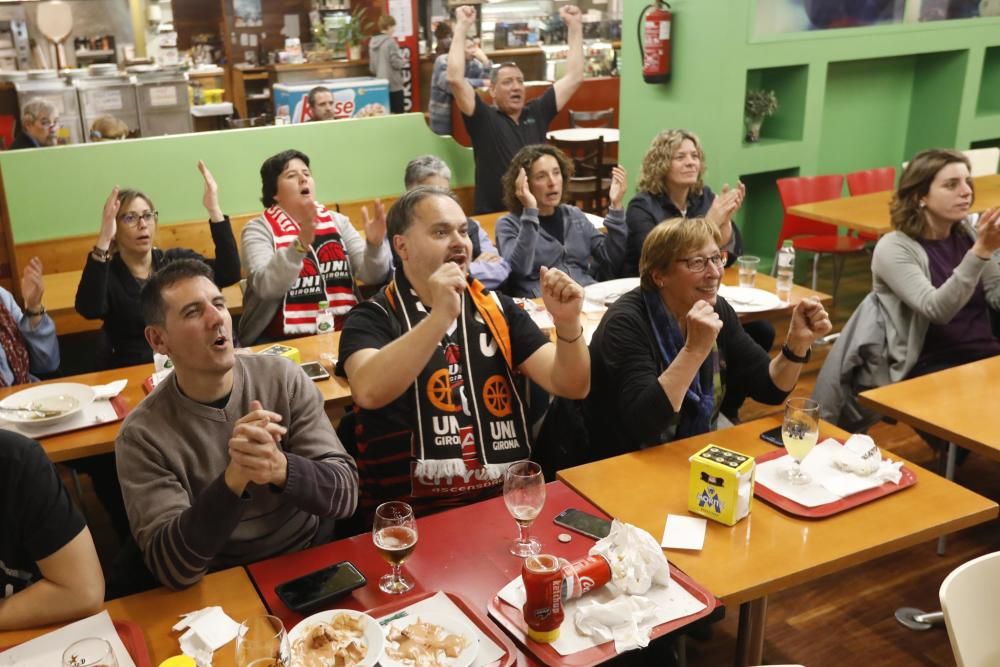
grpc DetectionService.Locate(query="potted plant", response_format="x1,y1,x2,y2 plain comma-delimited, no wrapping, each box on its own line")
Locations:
744,89,778,143
343,7,372,61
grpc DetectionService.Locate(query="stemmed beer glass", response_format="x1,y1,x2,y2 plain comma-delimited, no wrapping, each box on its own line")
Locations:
782,397,820,485
373,501,418,594
503,460,546,557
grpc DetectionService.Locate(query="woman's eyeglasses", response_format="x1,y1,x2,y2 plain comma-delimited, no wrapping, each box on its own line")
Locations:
676,252,727,273
119,211,158,226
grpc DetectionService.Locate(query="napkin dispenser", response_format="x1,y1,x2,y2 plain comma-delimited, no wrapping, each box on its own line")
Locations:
687,444,754,526
256,343,301,364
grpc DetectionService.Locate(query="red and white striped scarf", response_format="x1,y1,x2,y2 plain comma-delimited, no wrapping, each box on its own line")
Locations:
263,203,358,335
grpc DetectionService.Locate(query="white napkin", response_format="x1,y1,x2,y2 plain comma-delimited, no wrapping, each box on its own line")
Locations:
833,434,883,476
574,595,659,653
91,379,127,400
0,610,136,667
589,520,670,595
173,606,239,666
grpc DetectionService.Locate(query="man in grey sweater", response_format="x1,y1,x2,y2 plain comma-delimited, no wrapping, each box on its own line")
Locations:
116,259,358,590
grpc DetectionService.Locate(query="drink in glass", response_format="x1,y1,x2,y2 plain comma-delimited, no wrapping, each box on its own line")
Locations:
782,397,820,485
503,460,545,557
373,501,418,594
62,638,118,667
737,255,760,289
235,615,288,667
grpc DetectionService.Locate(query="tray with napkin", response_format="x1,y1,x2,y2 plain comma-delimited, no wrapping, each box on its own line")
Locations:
487,522,717,666
0,380,129,439
754,435,917,518
369,590,516,667
0,610,151,667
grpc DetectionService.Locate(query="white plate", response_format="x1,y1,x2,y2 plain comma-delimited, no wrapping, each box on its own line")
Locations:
288,609,384,667
718,285,784,313
583,278,639,306
0,383,95,425
380,611,479,667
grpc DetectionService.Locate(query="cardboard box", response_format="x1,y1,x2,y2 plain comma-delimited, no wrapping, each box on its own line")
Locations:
256,344,301,364
688,444,755,526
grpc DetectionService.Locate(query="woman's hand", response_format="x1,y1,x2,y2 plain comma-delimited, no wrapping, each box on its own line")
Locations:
972,207,1000,258
98,186,119,249
608,166,627,210
199,160,225,223
785,297,832,354
682,300,723,359
515,168,537,211
705,182,745,228
20,257,44,313
361,198,388,247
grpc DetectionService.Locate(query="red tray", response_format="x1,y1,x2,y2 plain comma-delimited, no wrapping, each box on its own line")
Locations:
366,590,516,667
753,447,917,518
487,567,718,667
1,620,151,667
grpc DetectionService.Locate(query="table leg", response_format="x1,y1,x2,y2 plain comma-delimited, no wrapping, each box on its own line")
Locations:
936,442,958,555
734,596,767,667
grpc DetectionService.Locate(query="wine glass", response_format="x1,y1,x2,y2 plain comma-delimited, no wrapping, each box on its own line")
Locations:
782,397,820,485
503,460,546,557
62,638,118,667
373,501,418,594
235,615,289,667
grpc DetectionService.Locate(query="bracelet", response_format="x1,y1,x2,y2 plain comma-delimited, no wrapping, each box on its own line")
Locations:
556,326,584,344
781,343,811,364
23,304,45,317
91,245,111,262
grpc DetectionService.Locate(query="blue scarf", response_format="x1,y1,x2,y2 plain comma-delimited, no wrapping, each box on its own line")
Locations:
641,288,719,439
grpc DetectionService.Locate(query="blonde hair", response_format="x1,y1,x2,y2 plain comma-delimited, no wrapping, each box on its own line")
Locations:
890,149,973,238
89,115,129,141
639,217,721,291
636,129,706,197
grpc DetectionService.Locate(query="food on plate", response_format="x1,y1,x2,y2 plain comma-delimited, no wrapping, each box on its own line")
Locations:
384,617,468,666
354,103,387,118
291,613,367,667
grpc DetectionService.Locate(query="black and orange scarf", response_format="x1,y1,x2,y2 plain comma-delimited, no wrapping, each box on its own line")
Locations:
385,269,532,497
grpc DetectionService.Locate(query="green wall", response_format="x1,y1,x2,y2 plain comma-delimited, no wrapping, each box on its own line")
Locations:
0,113,474,243
619,1,1000,265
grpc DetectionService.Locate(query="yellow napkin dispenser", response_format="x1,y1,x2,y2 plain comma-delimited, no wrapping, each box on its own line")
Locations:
688,444,755,526
256,344,301,364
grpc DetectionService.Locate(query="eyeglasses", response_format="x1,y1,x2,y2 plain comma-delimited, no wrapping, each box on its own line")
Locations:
119,211,158,226
676,252,727,273
37,118,58,128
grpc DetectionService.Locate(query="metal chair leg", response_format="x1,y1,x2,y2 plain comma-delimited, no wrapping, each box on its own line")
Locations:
832,255,846,304
895,607,945,630
811,252,820,290
936,442,958,555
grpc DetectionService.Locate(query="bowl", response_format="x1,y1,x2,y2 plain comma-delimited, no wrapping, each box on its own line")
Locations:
0,383,95,426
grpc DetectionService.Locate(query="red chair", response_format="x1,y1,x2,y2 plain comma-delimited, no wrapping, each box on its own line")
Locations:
775,174,864,300
846,166,896,242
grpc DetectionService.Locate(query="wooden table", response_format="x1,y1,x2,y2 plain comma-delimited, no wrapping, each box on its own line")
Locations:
720,266,830,323
558,416,999,667
0,334,352,463
0,567,266,667
787,173,1000,237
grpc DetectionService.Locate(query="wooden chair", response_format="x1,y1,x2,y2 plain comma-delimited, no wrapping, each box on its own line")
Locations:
551,136,611,216
568,108,614,128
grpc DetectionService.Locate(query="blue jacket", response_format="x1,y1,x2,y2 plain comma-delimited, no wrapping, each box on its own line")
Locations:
0,287,59,385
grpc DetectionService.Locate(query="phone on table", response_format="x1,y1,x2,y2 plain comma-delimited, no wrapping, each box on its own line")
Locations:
300,361,330,381
760,425,784,447
275,561,367,614
553,508,612,540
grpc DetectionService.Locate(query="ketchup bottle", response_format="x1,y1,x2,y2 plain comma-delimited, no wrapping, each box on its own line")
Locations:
522,554,564,643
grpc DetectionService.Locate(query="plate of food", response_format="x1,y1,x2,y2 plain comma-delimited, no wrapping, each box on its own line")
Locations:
0,383,95,426
289,609,384,667
380,611,479,667
583,278,640,306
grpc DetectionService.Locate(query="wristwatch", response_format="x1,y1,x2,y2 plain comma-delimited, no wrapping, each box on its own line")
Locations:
23,304,45,317
781,343,811,364
91,245,112,262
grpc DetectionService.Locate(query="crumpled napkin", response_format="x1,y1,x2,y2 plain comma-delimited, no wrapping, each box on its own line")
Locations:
91,379,127,400
173,606,239,667
574,594,660,653
589,520,670,595
831,434,903,484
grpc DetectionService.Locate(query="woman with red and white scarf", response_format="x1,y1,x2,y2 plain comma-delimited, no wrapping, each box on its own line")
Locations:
0,257,59,386
239,149,393,345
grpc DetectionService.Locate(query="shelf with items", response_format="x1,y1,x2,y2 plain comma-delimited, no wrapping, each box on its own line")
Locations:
976,45,1000,116
744,64,808,144
231,66,271,119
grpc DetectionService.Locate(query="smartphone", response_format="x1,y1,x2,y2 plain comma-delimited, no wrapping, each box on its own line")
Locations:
760,425,785,447
300,361,330,381
553,508,612,540
275,561,366,614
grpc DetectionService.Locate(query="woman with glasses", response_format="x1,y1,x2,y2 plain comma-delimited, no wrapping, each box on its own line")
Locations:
496,144,628,297
75,161,241,368
586,217,831,457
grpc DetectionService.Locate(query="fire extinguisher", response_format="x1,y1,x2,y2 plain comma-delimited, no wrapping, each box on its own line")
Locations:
638,2,672,84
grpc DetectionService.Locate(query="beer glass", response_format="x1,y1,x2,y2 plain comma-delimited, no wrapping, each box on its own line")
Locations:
235,615,288,667
373,501,418,594
782,397,820,485
503,460,545,557
62,638,118,667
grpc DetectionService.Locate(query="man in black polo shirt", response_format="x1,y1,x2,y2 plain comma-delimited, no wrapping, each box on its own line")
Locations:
447,4,584,214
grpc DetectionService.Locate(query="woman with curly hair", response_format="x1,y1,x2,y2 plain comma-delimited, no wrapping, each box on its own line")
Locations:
624,129,745,277
496,144,627,297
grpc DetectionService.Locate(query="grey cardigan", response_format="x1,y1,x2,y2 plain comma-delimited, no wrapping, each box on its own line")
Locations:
369,34,404,92
496,204,627,297
871,223,1000,381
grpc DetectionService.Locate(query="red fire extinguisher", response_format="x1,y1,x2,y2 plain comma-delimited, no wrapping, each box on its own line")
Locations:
638,2,672,84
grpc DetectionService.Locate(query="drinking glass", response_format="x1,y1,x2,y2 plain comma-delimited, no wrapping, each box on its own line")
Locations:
737,255,760,288
373,501,418,594
503,460,546,557
782,397,820,485
235,615,289,667
62,638,118,667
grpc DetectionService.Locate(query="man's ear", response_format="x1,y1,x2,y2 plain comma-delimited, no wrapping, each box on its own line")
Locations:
392,234,408,262
144,324,168,355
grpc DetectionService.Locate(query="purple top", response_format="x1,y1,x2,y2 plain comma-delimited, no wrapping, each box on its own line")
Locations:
916,228,1000,369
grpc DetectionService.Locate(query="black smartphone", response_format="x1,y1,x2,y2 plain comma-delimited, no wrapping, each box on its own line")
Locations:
300,361,330,381
275,561,366,613
760,425,784,447
553,508,612,540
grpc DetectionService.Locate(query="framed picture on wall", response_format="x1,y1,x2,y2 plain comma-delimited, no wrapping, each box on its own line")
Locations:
234,0,263,28
752,0,906,37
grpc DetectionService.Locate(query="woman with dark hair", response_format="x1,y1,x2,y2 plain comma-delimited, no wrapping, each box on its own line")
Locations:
872,148,1000,380
239,149,392,345
75,161,240,369
495,144,628,297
